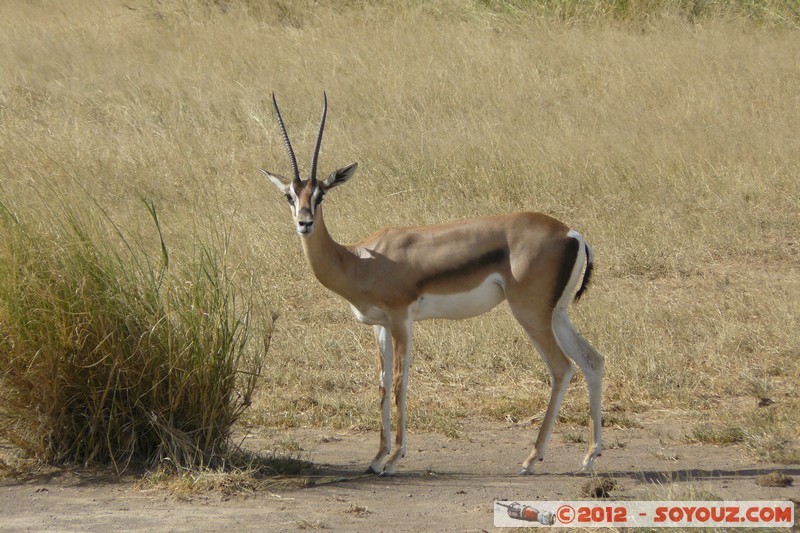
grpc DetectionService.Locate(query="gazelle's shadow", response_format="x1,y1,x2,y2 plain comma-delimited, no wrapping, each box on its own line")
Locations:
307,462,800,488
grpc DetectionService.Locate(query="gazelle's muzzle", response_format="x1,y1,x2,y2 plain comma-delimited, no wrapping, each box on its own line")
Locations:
296,207,314,235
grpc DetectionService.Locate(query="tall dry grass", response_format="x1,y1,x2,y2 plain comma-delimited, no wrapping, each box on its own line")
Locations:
0,190,271,470
1,1,798,463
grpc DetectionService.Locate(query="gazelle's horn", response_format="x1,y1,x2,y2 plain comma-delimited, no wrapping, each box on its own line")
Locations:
310,92,328,183
272,92,300,182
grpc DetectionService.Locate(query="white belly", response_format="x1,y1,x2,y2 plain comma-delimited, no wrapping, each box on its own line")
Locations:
410,273,506,321
350,303,389,325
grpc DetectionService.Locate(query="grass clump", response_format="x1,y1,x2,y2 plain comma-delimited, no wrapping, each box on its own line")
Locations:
140,448,314,496
0,195,270,473
687,425,746,445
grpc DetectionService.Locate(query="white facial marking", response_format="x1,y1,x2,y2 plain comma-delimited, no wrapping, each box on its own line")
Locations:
309,185,321,215
287,186,300,215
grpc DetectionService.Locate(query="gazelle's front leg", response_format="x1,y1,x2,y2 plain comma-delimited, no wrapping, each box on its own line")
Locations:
381,317,413,476
368,325,393,474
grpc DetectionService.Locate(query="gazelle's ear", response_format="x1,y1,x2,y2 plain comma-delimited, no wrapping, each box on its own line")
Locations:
321,162,358,191
260,169,291,193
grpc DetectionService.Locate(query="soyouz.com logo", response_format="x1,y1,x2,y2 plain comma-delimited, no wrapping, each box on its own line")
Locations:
494,501,795,528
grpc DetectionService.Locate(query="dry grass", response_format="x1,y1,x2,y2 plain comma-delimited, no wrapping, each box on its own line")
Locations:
1,0,798,466
138,449,314,496
0,191,271,470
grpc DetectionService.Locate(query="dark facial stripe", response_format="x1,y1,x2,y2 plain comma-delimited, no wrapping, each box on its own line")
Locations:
291,181,324,215
416,248,507,289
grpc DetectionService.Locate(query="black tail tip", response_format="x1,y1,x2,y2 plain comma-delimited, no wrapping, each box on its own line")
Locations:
574,247,593,302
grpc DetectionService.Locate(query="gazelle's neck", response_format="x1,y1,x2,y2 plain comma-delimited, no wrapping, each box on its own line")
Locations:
299,208,356,299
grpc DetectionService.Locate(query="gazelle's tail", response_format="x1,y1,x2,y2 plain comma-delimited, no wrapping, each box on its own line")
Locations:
574,240,593,302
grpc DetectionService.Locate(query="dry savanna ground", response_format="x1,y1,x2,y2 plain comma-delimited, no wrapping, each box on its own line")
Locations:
1,0,799,529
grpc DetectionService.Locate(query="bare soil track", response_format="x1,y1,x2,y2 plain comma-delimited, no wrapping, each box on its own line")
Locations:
2,413,798,532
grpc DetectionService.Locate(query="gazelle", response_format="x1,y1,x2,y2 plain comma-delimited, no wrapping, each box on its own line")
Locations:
262,93,604,476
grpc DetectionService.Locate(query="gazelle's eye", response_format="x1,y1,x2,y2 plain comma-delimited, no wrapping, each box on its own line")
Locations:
314,191,325,206
285,194,295,206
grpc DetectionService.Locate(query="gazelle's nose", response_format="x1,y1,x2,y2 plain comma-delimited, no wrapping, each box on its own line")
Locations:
296,213,314,234
296,207,314,235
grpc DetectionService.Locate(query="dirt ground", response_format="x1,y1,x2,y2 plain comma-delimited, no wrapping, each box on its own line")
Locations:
2,412,798,532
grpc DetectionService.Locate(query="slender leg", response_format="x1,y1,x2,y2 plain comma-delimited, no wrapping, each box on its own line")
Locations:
509,309,575,475
552,309,604,472
381,317,412,476
509,233,605,474
368,325,393,474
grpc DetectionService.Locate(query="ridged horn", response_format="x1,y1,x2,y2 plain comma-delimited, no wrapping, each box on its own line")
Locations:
272,92,300,182
310,92,328,183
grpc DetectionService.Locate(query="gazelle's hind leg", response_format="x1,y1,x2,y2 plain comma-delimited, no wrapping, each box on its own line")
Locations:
550,231,605,472
552,309,604,472
509,230,604,474
508,306,575,475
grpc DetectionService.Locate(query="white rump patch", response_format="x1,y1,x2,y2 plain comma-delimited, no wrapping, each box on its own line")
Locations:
555,230,587,311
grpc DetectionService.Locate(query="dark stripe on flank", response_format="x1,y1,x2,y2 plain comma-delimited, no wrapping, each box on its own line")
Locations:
417,248,507,289
552,237,580,307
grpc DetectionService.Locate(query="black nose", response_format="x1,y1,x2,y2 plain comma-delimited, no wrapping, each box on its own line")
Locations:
299,220,313,229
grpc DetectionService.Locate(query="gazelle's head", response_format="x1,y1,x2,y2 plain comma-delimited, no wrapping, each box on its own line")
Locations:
262,92,358,237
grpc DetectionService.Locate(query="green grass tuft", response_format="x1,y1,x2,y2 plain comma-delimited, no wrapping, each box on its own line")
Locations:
0,194,271,472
